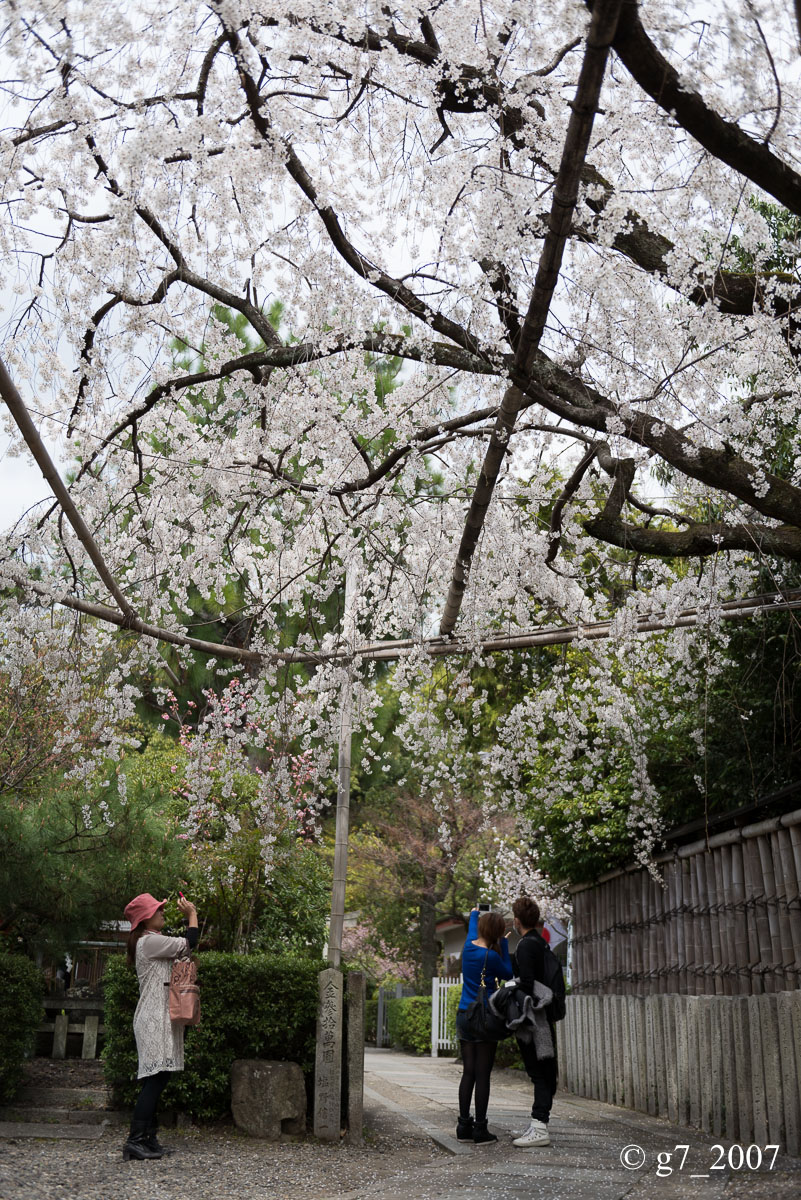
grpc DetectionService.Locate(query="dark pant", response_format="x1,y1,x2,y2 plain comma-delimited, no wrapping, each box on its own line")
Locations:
457,1035,498,1122
517,1038,557,1124
132,1071,171,1125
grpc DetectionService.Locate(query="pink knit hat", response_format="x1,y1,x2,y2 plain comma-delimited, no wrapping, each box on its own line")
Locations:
124,893,167,929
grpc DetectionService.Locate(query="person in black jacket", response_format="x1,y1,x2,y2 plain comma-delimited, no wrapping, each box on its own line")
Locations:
510,896,557,1147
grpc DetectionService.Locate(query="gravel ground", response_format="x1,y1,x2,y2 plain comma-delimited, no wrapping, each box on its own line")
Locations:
0,1108,446,1200
8,1054,801,1200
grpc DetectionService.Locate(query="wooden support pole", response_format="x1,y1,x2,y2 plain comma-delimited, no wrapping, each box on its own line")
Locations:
52,1013,68,1059
328,565,356,970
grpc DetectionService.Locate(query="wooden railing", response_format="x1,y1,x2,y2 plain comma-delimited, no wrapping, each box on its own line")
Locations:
40,997,105,1059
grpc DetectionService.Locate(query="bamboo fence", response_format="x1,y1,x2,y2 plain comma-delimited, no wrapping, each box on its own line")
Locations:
569,806,801,997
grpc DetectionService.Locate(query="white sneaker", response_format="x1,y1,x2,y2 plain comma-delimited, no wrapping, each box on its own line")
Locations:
512,1119,550,1147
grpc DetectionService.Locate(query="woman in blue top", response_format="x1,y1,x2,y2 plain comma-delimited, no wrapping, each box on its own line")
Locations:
455,907,513,1144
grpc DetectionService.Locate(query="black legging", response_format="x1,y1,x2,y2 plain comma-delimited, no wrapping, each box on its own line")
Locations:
132,1071,171,1124
458,1040,497,1122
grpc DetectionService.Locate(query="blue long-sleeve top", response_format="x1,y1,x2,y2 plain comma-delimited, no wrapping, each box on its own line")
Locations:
458,910,513,1011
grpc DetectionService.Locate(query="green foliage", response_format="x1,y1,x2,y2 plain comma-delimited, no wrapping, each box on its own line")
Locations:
0,769,187,953
0,950,44,1103
101,950,141,1095
385,995,431,1056
445,984,461,1050
494,1035,525,1070
103,951,323,1119
728,198,801,276
250,845,331,956
114,728,332,955
364,992,378,1043
520,766,637,884
647,592,801,827
0,654,92,794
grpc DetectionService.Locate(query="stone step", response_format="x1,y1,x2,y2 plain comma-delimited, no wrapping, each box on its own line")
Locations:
15,1086,109,1108
0,1105,125,1126
0,1121,106,1140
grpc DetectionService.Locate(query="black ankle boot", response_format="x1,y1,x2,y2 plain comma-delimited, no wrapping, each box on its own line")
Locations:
145,1121,173,1156
473,1119,498,1145
456,1115,475,1142
123,1119,163,1161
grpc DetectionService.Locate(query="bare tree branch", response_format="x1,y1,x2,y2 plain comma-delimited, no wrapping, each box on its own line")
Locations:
0,357,138,625
66,334,501,489
516,360,801,530
439,0,624,635
605,0,801,215
545,442,599,566
218,18,491,365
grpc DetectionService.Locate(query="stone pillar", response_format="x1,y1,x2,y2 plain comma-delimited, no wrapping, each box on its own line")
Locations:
314,967,343,1139
346,971,365,1144
376,986,385,1047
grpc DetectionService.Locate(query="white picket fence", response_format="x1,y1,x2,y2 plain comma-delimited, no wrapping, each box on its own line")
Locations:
431,974,461,1057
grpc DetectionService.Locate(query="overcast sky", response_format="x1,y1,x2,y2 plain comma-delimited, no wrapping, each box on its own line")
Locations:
0,428,65,531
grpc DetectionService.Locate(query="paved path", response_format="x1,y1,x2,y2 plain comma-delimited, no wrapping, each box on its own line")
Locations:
360,1048,801,1200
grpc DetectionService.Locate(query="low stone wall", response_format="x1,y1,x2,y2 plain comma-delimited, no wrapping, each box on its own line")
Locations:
562,992,801,1155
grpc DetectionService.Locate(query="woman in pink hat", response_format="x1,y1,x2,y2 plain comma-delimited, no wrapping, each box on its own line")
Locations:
121,891,198,1161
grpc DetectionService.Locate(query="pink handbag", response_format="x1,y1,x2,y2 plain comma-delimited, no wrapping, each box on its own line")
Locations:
168,958,201,1026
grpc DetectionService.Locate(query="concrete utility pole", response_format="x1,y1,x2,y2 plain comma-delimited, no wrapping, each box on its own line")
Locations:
327,564,356,969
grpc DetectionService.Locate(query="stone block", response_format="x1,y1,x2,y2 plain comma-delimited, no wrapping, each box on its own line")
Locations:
675,995,690,1126
621,998,634,1108
634,998,647,1114
230,1060,306,1139
732,996,754,1144
612,996,625,1107
778,991,801,1157
757,993,783,1148
687,996,700,1129
314,967,343,1139
719,997,738,1141
644,995,661,1117
707,997,724,1138
346,971,365,1144
589,997,600,1099
697,996,712,1133
662,995,679,1125
601,999,613,1104
748,994,768,1145
563,997,575,1091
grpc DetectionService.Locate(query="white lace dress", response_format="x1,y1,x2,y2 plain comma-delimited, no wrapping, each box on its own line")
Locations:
133,932,190,1079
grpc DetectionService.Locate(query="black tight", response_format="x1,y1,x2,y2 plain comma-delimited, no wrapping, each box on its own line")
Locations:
132,1071,171,1124
458,1040,497,1122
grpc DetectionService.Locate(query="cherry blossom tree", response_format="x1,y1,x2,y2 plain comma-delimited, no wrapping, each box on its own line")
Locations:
2,1,801,873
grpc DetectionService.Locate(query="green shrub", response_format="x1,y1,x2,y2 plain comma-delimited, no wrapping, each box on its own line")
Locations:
0,949,44,1103
445,984,461,1050
364,993,378,1044
103,951,324,1119
494,1036,524,1070
386,995,430,1055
